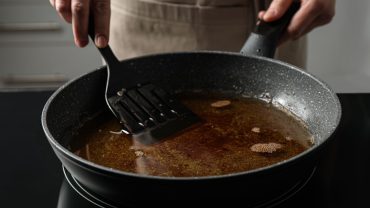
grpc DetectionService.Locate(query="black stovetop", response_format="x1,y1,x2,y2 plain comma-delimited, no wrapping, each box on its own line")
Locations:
1,90,369,207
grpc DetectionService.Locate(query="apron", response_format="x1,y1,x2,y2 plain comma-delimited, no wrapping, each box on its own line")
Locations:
110,0,307,68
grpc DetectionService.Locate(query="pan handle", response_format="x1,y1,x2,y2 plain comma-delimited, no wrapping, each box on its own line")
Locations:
240,1,300,58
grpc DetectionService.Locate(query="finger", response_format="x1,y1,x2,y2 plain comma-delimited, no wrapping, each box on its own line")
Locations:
299,14,333,37
298,24,316,39
50,0,56,7
71,0,90,47
307,3,335,28
285,1,320,40
55,0,72,23
92,0,110,48
278,5,328,45
258,11,266,20
263,0,294,22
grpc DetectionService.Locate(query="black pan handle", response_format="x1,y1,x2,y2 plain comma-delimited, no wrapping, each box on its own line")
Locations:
88,15,120,68
240,1,300,58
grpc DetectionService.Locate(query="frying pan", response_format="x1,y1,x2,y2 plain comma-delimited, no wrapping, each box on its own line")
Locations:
42,4,341,207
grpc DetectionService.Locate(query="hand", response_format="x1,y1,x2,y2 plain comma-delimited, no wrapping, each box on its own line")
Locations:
50,0,110,48
259,0,335,44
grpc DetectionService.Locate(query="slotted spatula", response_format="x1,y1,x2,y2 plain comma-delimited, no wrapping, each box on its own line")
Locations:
87,17,201,143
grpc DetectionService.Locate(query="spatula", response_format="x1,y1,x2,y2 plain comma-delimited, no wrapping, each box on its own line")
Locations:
87,17,201,143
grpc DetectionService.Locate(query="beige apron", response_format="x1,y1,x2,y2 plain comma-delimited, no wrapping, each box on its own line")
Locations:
110,0,307,68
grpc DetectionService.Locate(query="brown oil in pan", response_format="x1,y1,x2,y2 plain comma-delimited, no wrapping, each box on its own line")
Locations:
71,93,313,177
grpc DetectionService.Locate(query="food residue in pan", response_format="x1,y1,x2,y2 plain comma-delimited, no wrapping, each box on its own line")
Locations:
211,100,231,108
250,142,283,153
251,127,261,133
71,93,313,177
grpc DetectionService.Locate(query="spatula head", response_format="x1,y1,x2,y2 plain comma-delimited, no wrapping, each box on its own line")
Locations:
107,83,201,144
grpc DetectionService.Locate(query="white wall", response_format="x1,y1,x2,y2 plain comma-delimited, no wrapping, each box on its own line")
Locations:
307,0,370,93
0,1,101,88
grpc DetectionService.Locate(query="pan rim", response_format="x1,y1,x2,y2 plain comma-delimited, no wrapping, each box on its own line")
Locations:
41,50,342,181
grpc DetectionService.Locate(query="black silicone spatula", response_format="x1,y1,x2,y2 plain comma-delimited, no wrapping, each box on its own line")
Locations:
87,17,201,143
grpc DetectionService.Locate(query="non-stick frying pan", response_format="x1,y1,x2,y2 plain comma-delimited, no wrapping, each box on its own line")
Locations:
42,4,341,207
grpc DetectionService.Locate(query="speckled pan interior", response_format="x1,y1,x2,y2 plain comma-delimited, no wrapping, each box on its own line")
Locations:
45,51,341,153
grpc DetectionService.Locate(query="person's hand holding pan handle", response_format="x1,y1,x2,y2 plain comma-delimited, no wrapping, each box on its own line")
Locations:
260,0,336,44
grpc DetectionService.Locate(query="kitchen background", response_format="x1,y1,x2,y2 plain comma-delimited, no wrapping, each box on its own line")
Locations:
0,0,368,92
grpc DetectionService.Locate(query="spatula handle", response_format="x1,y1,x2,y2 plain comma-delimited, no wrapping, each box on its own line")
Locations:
88,15,120,67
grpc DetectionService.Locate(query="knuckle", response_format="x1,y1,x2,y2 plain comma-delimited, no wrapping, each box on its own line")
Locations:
55,4,68,13
273,0,287,5
94,1,110,14
72,2,86,14
326,9,335,21
288,29,301,39
310,1,325,12
56,2,69,13
317,1,327,9
320,12,335,24
273,0,289,11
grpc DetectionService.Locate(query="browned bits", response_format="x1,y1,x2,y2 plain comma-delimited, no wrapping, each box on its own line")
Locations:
211,100,231,108
250,143,283,153
251,127,260,133
109,130,123,135
134,150,144,157
71,94,312,177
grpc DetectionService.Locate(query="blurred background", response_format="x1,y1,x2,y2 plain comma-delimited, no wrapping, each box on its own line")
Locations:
0,0,368,92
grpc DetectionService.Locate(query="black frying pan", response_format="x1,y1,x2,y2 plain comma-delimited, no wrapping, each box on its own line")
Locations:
42,3,341,207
